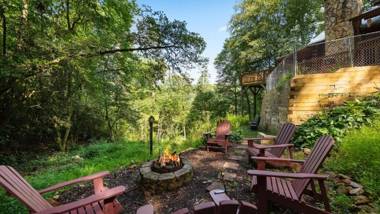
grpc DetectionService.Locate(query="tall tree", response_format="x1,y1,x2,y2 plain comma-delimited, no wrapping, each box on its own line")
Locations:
0,0,206,151
214,0,324,117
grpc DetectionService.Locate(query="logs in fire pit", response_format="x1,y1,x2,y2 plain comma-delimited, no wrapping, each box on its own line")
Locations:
140,151,193,192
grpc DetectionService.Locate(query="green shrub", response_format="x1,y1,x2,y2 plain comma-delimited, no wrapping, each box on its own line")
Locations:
293,94,380,148
326,118,380,198
331,194,354,213
227,114,249,130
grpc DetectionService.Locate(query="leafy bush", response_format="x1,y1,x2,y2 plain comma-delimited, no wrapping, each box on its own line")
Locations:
227,114,249,130
331,194,354,213
326,118,380,199
293,94,380,147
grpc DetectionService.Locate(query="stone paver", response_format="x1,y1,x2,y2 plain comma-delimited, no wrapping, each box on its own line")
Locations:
206,181,225,192
235,144,248,149
223,161,240,171
228,155,244,161
222,172,237,181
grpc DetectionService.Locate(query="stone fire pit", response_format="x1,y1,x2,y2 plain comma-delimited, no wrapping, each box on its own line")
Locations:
139,158,193,192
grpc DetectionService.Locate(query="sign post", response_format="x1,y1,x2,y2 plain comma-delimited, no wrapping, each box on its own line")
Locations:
148,116,155,156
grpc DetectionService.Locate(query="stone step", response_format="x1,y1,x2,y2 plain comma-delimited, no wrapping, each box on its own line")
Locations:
235,145,248,149
206,181,225,192
228,155,244,161
223,161,240,171
222,172,237,181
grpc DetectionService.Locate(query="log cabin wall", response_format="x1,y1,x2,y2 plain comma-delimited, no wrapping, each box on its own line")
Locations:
288,66,380,125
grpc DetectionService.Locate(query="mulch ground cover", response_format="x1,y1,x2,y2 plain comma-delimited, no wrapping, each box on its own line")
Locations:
58,146,257,214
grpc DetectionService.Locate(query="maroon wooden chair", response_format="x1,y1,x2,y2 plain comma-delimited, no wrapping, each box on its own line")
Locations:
0,165,125,214
248,136,335,214
246,123,296,167
205,120,232,153
209,189,257,214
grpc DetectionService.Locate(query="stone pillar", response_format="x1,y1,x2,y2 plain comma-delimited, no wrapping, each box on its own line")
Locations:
324,0,363,55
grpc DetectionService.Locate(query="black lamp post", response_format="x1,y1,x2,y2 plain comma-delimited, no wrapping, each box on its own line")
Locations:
148,116,155,156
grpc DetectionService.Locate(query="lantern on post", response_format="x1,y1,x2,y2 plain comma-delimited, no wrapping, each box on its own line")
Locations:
148,116,155,156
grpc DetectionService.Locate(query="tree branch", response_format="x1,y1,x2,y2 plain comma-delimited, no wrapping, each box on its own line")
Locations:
85,45,181,57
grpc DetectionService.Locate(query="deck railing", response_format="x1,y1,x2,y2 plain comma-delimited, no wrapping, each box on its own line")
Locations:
266,31,380,90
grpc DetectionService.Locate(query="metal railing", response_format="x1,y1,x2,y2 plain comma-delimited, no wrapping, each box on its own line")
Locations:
266,31,380,90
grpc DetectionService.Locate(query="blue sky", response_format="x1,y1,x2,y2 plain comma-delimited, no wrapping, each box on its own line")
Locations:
136,0,238,83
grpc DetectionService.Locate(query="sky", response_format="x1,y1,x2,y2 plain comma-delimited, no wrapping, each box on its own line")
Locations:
136,0,238,83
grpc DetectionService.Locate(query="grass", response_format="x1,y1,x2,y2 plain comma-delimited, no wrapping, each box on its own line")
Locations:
0,138,202,213
326,117,380,207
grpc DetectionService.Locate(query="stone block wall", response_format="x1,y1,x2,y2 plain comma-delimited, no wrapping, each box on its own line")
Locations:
324,0,362,55
259,75,291,133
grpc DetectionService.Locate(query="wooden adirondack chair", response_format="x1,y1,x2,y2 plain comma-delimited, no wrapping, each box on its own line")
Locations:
248,136,335,214
246,123,296,167
205,120,232,153
0,165,125,214
209,189,257,214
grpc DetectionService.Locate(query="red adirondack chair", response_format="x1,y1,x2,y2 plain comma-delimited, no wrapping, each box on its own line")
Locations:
246,123,296,167
209,189,257,214
248,136,335,214
0,165,125,214
205,120,232,153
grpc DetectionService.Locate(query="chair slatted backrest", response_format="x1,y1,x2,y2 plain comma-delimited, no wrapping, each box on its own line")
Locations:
215,120,231,140
270,123,296,157
291,136,335,198
0,165,52,212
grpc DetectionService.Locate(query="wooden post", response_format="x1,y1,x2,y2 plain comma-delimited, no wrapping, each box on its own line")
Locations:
148,116,155,156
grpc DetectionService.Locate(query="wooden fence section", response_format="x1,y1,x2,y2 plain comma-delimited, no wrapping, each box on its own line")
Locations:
288,66,380,125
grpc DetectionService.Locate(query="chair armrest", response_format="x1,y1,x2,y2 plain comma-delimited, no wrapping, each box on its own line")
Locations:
245,137,276,141
225,133,232,139
203,132,214,138
137,204,154,214
253,143,293,149
36,186,125,214
246,137,277,146
39,171,110,194
247,170,329,179
250,156,304,164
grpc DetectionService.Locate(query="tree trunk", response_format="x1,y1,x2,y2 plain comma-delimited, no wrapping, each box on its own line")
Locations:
244,89,252,120
17,0,29,50
234,84,238,115
183,123,186,139
1,8,6,56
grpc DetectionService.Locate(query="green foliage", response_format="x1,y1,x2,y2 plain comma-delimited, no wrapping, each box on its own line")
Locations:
275,72,292,91
225,114,251,143
214,0,324,119
331,194,354,213
326,118,380,199
227,114,249,131
293,94,380,147
0,0,206,151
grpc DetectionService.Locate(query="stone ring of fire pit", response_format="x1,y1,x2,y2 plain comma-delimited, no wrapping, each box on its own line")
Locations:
139,158,193,192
